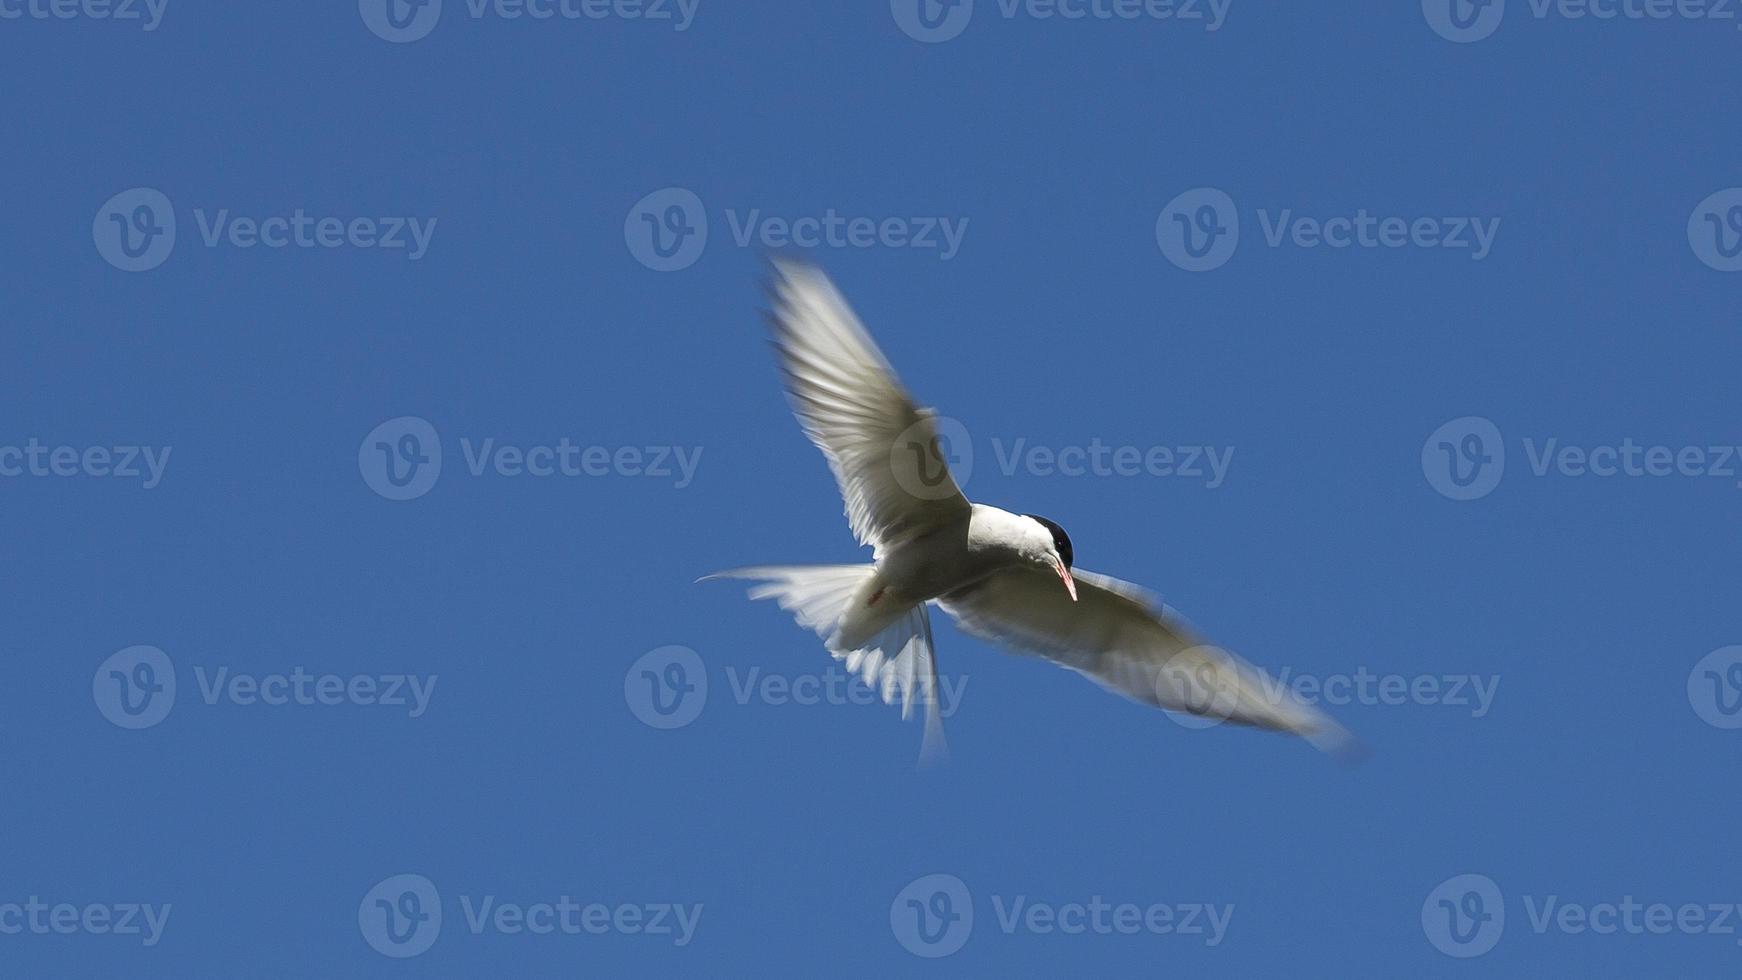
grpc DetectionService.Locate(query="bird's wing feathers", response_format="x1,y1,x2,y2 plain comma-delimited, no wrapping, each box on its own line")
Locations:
937,565,1355,753
766,260,970,552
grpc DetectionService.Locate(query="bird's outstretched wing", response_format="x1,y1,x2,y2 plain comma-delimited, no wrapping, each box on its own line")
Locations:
766,260,970,553
937,566,1356,755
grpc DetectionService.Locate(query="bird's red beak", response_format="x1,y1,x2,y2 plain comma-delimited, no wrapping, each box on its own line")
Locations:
1054,559,1078,602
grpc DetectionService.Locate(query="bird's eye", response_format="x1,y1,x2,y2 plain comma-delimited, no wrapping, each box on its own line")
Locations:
1024,514,1073,569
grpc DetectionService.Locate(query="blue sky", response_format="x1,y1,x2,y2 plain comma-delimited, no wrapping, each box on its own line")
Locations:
4,1,1741,976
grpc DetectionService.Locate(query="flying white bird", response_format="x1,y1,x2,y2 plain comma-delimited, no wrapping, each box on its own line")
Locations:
711,260,1355,762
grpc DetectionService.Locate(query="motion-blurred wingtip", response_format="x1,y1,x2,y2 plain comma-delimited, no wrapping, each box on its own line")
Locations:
1313,726,1369,767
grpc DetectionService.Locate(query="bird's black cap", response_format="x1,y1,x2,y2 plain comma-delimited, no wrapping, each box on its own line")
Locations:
1023,515,1073,569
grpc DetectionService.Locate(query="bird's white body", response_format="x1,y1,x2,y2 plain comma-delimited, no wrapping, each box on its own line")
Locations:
836,503,1052,650
713,260,1355,762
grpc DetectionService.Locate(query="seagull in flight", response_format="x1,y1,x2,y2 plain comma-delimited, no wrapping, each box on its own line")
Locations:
711,260,1354,763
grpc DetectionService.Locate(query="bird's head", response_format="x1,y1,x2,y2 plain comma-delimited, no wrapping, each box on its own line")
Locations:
1022,514,1077,602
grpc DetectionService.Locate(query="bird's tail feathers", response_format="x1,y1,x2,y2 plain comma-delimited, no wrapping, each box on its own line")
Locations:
701,564,876,648
703,563,948,766
838,603,948,767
